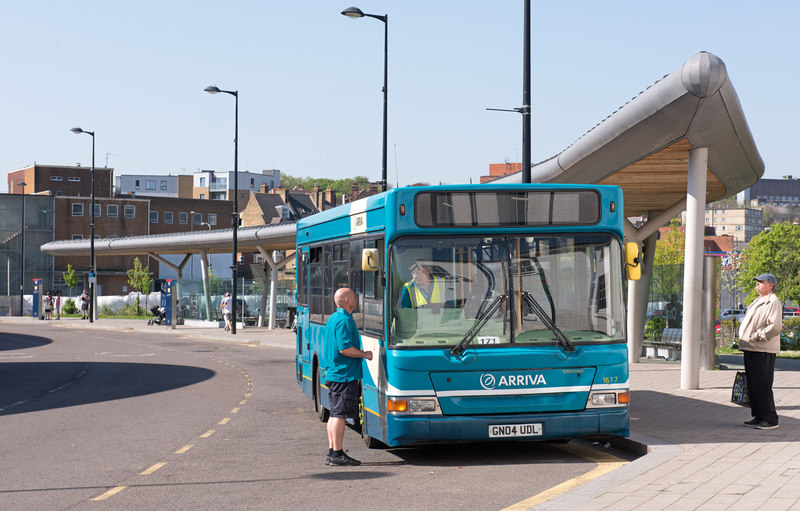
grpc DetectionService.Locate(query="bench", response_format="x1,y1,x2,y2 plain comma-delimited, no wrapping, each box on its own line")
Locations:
643,327,682,361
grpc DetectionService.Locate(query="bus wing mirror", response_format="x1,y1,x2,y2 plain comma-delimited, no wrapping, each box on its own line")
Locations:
362,248,380,272
625,242,641,281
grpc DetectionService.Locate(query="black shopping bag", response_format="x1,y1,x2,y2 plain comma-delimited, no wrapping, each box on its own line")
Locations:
731,371,750,407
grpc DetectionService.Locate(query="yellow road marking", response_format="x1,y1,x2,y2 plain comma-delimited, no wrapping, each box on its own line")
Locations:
174,445,193,454
231,407,240,414
91,486,127,501
140,462,167,475
219,418,231,425
200,430,216,438
244,393,251,398
501,443,628,510
239,400,248,405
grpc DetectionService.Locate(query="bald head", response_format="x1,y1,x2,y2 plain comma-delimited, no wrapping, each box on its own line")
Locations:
334,287,357,313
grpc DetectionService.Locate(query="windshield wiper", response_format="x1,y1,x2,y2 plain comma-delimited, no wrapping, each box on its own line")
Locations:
451,294,506,356
521,292,575,352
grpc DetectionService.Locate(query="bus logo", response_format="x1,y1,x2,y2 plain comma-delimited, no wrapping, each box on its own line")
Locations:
480,373,547,390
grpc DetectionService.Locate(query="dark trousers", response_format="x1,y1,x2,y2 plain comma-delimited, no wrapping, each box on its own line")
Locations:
743,350,778,425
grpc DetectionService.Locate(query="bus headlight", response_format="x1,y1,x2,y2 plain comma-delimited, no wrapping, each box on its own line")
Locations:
387,398,437,413
591,393,617,405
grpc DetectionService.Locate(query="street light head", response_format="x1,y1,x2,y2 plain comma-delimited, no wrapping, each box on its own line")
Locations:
204,85,221,94
18,181,26,187
71,127,84,134
341,6,364,18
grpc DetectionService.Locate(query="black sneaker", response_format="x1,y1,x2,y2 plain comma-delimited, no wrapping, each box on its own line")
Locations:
754,421,779,430
326,452,361,466
743,418,759,427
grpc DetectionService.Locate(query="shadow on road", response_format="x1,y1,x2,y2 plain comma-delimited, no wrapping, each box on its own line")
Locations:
384,440,581,467
0,361,214,416
0,332,52,351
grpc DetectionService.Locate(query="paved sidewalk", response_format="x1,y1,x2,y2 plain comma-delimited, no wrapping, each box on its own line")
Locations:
0,315,297,350
541,358,800,510
5,317,800,509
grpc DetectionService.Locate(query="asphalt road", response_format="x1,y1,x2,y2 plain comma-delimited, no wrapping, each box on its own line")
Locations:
0,320,626,510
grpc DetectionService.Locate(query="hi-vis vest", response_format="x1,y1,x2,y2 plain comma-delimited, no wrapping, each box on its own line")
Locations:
404,276,445,308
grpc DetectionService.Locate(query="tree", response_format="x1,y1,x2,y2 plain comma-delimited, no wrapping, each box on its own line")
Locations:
279,174,376,197
739,223,800,305
652,218,685,303
62,264,80,297
127,257,152,316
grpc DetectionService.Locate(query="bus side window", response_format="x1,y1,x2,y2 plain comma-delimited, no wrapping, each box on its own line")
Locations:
324,245,334,317
364,238,384,334
309,246,323,323
297,250,307,306
350,239,365,330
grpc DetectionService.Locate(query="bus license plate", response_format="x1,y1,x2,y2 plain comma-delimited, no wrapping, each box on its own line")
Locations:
489,423,542,438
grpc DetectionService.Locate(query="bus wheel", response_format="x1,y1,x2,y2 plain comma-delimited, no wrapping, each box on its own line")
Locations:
314,369,329,423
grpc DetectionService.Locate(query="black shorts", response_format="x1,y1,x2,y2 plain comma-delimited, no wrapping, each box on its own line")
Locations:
326,380,360,419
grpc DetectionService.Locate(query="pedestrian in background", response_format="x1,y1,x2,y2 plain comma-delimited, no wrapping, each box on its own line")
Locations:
55,291,61,320
322,287,372,466
80,289,89,319
220,292,233,332
739,273,782,430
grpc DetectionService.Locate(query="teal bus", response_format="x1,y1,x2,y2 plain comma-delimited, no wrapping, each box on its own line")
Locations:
295,184,640,447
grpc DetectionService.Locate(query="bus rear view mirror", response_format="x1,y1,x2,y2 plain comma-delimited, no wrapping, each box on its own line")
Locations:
362,248,380,272
625,242,641,281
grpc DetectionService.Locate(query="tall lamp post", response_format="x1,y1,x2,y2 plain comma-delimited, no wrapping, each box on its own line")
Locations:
205,85,239,334
18,181,26,316
341,6,388,190
71,127,96,323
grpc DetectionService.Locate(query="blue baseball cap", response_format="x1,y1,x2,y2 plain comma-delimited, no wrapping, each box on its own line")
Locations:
753,273,777,285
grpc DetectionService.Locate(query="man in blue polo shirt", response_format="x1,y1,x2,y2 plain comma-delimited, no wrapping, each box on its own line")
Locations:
323,287,373,466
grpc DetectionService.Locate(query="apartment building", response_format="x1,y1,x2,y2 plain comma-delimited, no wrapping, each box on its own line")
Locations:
192,169,281,202
8,164,113,198
703,205,763,243
116,174,194,198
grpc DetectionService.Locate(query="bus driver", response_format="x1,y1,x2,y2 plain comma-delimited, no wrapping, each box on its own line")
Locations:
399,261,446,309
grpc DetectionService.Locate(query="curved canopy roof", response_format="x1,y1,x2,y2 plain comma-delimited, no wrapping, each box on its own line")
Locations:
494,51,764,216
41,51,763,258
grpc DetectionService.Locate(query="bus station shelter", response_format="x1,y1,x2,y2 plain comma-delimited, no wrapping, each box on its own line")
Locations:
42,52,764,390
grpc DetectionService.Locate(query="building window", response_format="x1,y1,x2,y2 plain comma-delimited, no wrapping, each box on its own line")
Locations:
179,212,188,224
124,205,136,218
68,177,81,182
200,194,205,199
192,212,202,225
56,191,63,196
200,177,206,187
164,211,173,224
72,234,83,240
135,180,140,190
72,203,84,216
208,213,217,226
93,204,101,217
251,177,255,187
160,180,168,190
50,176,63,182
107,204,119,217
150,211,158,223
146,180,156,190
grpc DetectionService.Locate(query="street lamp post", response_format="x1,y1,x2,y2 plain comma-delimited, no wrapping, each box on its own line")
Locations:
341,6,388,190
18,181,26,316
71,127,96,323
205,85,239,334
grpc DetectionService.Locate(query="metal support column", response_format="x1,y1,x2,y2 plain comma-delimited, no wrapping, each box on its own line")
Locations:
701,255,720,370
199,250,212,322
681,147,708,390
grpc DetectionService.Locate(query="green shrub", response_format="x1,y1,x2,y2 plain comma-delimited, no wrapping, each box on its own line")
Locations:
645,317,666,341
781,317,800,350
62,298,77,315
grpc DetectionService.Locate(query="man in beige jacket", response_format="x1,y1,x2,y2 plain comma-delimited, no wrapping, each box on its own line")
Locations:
738,273,782,430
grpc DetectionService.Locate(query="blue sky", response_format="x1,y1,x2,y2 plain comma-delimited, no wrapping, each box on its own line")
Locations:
2,1,797,193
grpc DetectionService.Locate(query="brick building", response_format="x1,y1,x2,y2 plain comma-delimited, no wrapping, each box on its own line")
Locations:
8,164,113,198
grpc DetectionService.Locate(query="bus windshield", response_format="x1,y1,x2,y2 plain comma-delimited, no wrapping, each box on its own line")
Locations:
388,234,625,349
